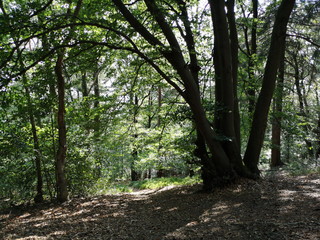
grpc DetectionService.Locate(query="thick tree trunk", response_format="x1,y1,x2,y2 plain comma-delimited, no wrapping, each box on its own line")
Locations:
226,0,241,151
113,0,240,189
55,52,68,202
209,0,248,177
243,0,295,174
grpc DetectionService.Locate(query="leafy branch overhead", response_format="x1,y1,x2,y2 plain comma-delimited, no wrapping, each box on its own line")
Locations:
0,0,319,207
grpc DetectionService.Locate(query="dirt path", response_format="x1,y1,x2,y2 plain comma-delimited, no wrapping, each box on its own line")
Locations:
1,172,319,240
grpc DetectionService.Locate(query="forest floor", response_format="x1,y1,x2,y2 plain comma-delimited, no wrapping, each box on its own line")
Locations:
0,171,319,240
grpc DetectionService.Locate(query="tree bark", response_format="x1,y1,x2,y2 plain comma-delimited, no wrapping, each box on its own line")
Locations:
244,0,295,174
226,0,241,151
113,0,237,188
209,0,247,176
54,0,82,202
55,52,68,202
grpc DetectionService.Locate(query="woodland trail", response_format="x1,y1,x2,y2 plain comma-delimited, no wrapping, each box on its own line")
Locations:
1,171,319,240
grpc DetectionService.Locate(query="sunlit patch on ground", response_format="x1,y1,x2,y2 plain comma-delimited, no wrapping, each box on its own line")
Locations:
1,173,319,240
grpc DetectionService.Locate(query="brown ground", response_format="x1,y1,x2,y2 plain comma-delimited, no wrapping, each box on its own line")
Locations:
0,171,319,240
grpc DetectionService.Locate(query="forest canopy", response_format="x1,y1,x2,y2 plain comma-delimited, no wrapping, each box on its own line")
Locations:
0,0,319,203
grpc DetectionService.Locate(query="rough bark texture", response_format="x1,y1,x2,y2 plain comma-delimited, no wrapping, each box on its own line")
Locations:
244,0,295,174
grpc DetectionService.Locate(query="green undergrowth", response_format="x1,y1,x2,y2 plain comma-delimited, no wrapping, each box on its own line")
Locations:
91,176,202,195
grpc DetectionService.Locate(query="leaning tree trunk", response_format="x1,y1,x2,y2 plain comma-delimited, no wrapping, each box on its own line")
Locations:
244,0,295,175
176,0,213,188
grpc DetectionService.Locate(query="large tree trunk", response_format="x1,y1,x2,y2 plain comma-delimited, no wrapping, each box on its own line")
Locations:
113,0,238,188
226,0,241,151
55,52,68,202
209,0,248,177
243,0,295,174
112,0,294,189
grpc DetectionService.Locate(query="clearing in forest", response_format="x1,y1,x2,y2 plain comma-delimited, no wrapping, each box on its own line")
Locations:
0,172,319,240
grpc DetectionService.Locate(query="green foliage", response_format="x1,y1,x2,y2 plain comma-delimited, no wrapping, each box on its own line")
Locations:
0,0,318,204
129,176,201,190
90,176,201,195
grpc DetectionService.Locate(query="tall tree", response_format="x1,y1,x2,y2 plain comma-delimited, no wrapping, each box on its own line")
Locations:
54,51,69,202
111,0,295,188
55,0,83,202
243,0,295,174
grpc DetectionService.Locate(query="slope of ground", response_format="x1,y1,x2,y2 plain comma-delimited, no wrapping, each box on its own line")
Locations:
0,171,319,240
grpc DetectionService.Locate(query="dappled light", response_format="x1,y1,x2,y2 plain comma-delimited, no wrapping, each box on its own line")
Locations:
1,173,319,239
1,0,319,239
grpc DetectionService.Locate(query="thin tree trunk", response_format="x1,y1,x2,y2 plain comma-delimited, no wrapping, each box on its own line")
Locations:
55,52,68,202
54,0,82,202
176,0,213,186
156,86,165,178
247,0,258,114
293,57,314,158
131,94,139,181
243,0,295,174
271,45,285,167
315,88,320,163
93,69,100,134
22,79,44,203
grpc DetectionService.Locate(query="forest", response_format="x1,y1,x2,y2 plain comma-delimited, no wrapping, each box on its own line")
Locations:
0,0,319,239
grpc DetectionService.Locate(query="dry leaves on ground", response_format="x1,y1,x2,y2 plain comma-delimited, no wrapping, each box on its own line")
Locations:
0,172,319,240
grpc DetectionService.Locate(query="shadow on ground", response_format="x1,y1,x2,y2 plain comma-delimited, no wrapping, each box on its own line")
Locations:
1,172,319,239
